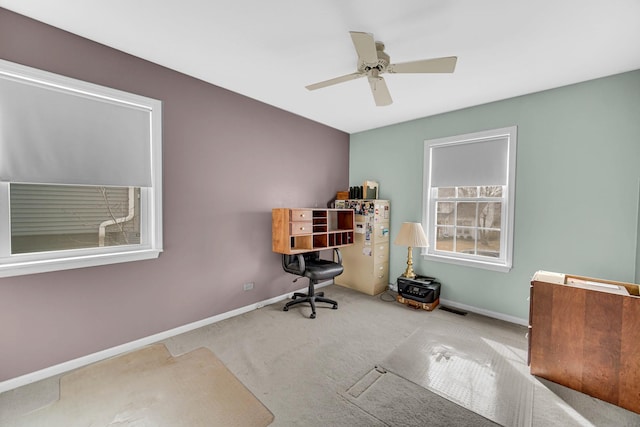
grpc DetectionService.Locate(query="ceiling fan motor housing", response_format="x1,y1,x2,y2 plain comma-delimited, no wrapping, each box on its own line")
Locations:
359,44,390,74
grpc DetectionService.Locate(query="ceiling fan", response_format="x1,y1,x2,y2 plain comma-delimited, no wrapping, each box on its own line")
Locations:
306,31,457,106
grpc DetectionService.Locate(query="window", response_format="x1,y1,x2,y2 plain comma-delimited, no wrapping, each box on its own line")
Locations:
0,59,162,277
10,184,141,254
423,127,516,272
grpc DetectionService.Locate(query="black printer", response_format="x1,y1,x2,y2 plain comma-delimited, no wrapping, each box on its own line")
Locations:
397,275,441,303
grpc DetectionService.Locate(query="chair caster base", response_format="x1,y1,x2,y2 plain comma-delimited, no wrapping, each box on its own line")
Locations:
282,284,338,319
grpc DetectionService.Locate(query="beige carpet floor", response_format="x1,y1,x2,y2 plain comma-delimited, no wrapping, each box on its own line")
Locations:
3,285,640,426
5,344,273,427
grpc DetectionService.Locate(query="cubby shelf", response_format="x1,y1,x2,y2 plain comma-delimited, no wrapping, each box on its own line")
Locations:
272,208,355,254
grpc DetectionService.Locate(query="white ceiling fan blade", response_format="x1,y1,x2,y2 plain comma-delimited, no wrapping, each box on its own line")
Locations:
387,56,457,74
305,72,365,91
349,31,379,66
368,75,392,106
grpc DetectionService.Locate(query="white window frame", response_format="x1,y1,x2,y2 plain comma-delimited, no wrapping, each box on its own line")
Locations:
422,126,517,272
0,61,162,278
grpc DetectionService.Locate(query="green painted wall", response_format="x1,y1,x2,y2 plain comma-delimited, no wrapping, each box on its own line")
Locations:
350,70,640,322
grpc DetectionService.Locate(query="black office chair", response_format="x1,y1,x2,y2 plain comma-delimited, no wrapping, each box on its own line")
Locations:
282,249,344,319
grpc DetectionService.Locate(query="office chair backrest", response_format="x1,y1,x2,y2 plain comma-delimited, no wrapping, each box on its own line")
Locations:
303,251,320,262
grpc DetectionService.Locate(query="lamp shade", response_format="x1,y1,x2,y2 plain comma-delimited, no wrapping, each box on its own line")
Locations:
394,222,429,247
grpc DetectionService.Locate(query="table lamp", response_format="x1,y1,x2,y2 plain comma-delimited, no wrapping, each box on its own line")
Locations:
394,222,428,279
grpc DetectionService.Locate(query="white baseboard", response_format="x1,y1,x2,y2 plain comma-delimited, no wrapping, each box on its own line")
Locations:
0,280,331,394
439,298,528,326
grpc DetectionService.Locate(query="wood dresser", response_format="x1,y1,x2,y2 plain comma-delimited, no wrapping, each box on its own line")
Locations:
529,274,640,414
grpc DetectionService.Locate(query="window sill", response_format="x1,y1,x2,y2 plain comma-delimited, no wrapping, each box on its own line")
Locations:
423,253,512,273
0,249,161,278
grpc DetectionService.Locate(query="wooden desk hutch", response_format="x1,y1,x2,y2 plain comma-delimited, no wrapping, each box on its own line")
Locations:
272,208,354,254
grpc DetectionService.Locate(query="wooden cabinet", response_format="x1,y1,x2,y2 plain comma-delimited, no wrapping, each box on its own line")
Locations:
272,208,355,254
333,200,390,295
529,275,640,414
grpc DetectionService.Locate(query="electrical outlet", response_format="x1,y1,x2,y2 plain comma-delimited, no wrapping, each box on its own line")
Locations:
243,282,254,291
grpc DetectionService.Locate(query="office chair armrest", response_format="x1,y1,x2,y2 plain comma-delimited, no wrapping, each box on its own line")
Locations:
333,248,342,265
297,253,306,272
282,253,306,276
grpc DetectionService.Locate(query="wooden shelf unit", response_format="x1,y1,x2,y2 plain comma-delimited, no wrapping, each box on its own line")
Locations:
272,208,355,254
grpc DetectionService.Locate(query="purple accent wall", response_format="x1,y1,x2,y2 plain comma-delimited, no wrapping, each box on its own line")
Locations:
0,8,349,382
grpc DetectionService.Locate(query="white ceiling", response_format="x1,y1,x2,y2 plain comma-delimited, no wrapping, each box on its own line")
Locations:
1,0,639,134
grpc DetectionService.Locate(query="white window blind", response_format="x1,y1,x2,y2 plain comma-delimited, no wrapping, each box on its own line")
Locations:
0,61,152,187
430,137,509,188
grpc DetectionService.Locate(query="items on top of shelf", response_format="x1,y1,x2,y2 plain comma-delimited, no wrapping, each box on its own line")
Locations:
346,180,379,200
363,180,378,199
348,186,361,199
